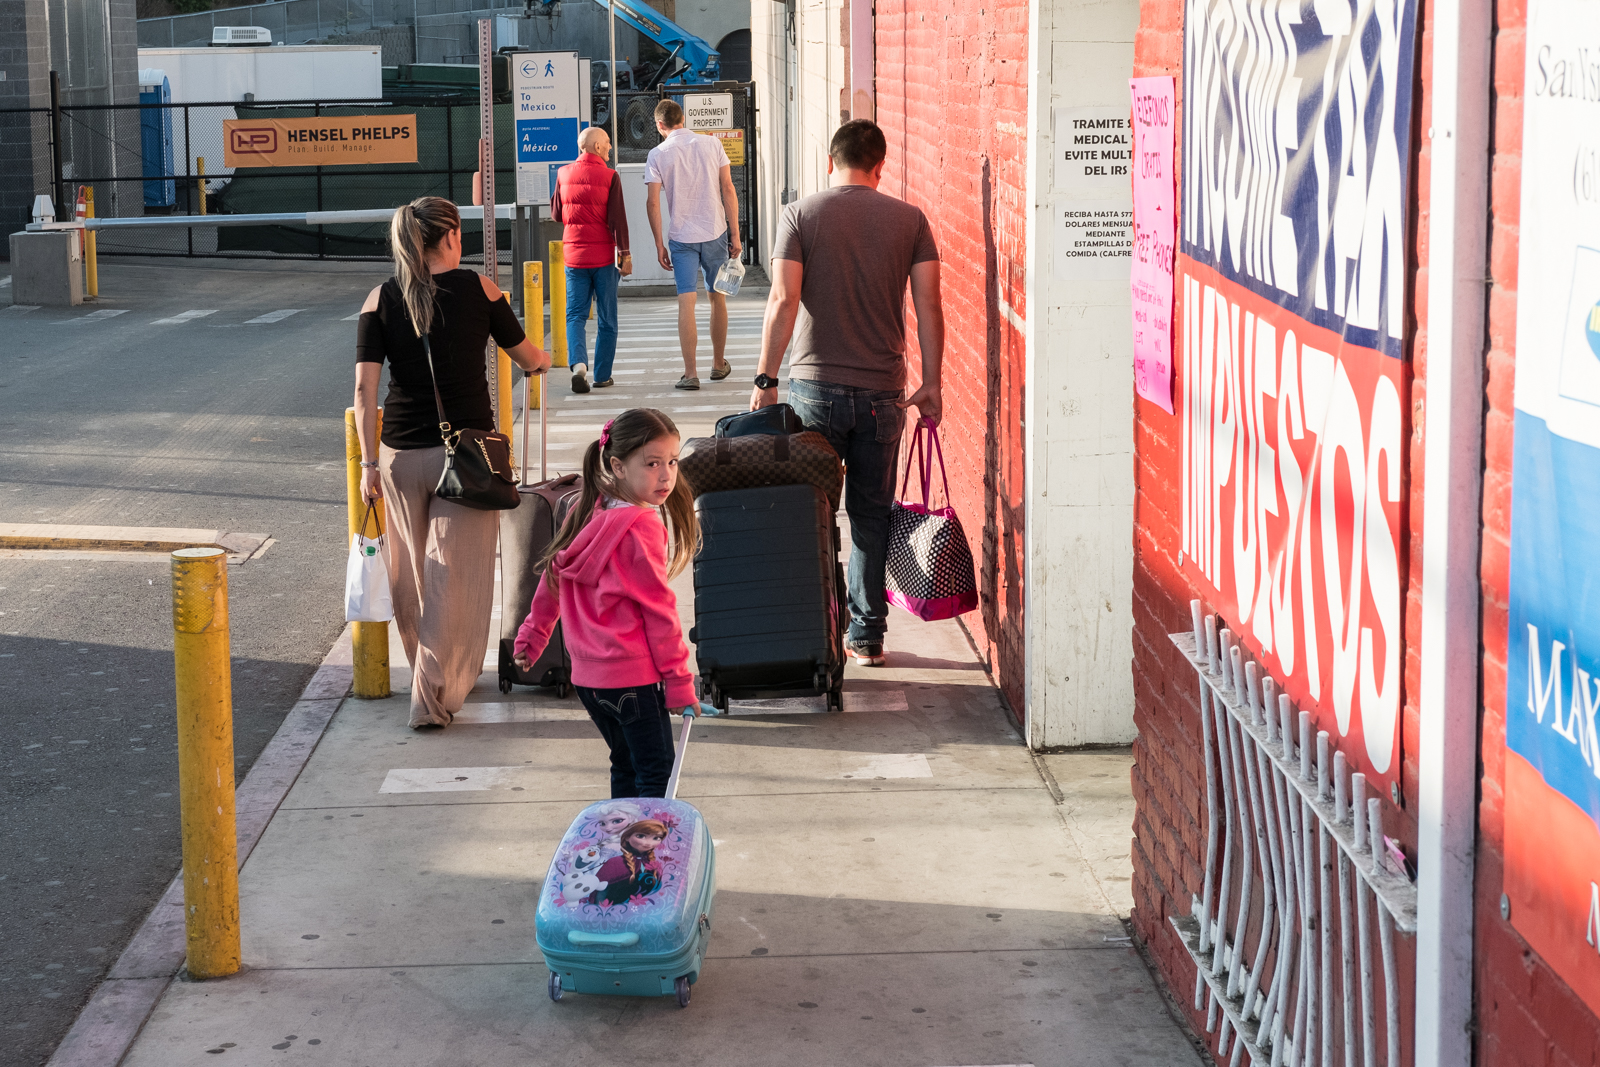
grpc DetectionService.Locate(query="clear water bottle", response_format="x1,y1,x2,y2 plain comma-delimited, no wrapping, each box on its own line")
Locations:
713,256,745,297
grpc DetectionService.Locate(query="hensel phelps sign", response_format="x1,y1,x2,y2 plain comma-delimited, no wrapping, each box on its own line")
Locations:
1175,0,1418,784
222,115,418,168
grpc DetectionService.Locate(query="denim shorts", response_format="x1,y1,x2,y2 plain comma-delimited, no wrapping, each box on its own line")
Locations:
668,233,729,295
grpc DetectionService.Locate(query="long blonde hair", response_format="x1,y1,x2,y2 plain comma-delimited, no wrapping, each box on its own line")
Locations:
388,196,461,338
538,408,699,579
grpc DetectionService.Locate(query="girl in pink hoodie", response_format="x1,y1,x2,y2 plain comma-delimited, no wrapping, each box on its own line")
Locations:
513,408,698,798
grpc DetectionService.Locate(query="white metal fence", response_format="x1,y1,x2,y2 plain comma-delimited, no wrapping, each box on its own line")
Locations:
1168,604,1417,1067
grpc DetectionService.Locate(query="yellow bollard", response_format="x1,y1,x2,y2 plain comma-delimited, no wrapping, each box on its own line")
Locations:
344,408,391,699
548,240,568,368
171,547,240,980
196,156,207,216
523,261,544,410
84,187,98,299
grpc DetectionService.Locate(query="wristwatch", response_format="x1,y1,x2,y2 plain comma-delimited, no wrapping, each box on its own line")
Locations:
753,373,779,389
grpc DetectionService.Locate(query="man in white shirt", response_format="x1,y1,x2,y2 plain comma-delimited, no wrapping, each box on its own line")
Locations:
643,99,743,390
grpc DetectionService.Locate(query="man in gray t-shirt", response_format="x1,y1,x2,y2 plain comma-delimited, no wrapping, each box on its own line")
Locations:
749,119,946,666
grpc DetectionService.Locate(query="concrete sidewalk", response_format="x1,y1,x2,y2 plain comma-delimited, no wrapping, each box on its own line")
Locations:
56,295,1202,1066
105,580,1202,1065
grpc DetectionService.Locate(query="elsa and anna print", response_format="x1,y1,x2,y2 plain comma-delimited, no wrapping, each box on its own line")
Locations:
557,801,677,908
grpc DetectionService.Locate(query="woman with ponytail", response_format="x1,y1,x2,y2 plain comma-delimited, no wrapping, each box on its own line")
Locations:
513,408,699,798
353,196,550,728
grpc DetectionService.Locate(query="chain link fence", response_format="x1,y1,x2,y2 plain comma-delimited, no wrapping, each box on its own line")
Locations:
2,82,756,263
611,84,757,263
4,96,512,259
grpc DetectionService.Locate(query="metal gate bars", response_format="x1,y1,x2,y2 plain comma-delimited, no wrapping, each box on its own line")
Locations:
1167,602,1418,1067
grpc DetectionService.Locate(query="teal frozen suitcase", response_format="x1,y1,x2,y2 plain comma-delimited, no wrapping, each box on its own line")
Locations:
535,716,716,1007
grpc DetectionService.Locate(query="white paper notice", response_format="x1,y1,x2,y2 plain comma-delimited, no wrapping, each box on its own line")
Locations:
1057,203,1133,280
1053,106,1133,279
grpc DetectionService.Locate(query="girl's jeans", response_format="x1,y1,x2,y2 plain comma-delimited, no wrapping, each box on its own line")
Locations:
575,683,676,798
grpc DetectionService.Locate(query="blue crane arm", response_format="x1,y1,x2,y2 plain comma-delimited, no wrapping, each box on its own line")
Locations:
529,0,720,82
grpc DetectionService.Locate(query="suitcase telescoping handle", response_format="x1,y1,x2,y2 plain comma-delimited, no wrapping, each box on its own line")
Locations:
520,369,548,486
662,703,720,801
664,713,693,801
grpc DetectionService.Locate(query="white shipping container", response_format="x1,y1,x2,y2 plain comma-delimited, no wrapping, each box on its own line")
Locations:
136,45,383,105
136,46,385,181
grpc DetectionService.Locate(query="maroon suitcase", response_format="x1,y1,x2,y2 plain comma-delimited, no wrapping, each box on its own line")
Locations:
497,373,582,695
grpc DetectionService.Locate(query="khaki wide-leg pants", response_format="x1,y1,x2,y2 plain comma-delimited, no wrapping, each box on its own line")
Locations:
380,444,498,727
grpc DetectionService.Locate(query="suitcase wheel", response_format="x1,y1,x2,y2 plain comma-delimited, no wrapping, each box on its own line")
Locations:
548,972,563,1002
827,685,843,713
557,681,572,699
499,676,513,695
674,975,691,1008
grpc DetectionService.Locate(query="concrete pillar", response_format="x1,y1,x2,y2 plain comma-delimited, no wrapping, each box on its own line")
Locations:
1021,0,1140,747
10,230,85,306
848,0,873,120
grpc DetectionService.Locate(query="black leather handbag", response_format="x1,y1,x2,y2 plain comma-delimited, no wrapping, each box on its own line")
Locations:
423,335,520,511
714,402,806,439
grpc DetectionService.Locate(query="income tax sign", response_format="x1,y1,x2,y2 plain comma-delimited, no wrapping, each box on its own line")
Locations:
222,115,417,168
1176,0,1418,782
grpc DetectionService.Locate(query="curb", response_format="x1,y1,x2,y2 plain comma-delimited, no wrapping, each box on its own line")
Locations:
44,626,359,1067
0,525,273,565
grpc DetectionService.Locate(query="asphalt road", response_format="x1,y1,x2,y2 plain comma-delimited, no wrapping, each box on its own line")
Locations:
0,257,392,1067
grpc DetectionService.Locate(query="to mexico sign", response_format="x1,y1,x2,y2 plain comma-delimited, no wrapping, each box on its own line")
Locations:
1176,0,1418,786
222,115,417,168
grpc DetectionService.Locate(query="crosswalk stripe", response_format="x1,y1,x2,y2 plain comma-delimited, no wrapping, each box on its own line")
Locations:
150,309,216,325
342,311,363,321
4,304,40,313
244,309,304,324
55,309,129,324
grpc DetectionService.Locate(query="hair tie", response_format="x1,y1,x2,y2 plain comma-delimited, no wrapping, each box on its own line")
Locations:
599,418,615,451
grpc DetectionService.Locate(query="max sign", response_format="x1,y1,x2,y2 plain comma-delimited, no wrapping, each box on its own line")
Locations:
222,115,418,168
1503,0,1600,1016
1176,0,1418,782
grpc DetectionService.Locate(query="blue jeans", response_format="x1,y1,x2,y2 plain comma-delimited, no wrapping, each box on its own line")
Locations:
576,683,676,798
786,378,906,645
668,233,728,295
564,265,619,383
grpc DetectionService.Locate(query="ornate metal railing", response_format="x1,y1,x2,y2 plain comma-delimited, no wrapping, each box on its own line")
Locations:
1168,602,1416,1067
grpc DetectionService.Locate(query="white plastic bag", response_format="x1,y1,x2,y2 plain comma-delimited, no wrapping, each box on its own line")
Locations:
344,532,393,622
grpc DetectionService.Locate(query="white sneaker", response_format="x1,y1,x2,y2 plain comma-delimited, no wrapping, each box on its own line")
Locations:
571,363,590,394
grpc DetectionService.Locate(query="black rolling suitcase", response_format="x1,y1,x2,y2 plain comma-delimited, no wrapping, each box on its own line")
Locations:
498,372,582,696
689,483,846,712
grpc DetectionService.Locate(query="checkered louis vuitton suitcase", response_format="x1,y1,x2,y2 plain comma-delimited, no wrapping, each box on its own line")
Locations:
678,431,844,511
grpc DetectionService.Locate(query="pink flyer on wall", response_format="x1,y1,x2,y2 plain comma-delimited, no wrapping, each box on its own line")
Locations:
1128,76,1175,414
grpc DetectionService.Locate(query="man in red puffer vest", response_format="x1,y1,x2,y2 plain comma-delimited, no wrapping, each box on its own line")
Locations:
552,126,632,393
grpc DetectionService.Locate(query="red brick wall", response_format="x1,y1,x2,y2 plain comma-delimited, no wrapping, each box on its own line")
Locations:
1127,0,1207,1013
1471,0,1600,1061
1128,0,1430,1057
1129,0,1600,1056
873,0,1029,714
